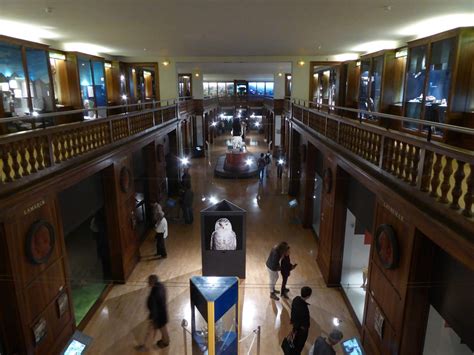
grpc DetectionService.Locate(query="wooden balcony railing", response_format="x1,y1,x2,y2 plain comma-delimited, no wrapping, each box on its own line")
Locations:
0,104,178,195
291,101,474,227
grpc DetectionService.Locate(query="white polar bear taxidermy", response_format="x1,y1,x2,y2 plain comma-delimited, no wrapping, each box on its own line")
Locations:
231,136,243,150
210,218,237,250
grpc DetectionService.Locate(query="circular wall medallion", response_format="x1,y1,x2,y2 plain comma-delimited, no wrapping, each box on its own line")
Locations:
375,224,399,269
26,220,56,265
120,167,132,193
323,168,333,193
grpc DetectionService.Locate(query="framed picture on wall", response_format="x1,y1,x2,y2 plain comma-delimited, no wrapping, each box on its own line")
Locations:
57,292,69,318
32,318,47,345
25,220,56,265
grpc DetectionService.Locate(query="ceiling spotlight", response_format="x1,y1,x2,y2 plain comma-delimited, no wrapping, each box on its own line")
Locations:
195,73,200,77
333,317,342,327
298,60,305,66
162,61,170,66
180,157,190,166
278,72,283,77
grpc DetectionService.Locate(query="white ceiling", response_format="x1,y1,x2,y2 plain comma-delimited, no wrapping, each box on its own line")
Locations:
0,1,473,58
177,62,291,80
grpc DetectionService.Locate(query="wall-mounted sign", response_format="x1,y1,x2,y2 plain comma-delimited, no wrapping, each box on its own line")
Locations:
32,318,47,345
57,292,69,318
323,167,333,193
374,306,384,340
23,200,45,215
119,167,132,193
375,224,399,269
25,220,56,265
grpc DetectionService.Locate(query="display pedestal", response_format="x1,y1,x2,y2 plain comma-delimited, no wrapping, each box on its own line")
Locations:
190,276,239,355
201,200,246,278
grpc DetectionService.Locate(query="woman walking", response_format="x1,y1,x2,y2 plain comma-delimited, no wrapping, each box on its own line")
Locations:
155,211,168,258
265,241,289,300
136,274,170,351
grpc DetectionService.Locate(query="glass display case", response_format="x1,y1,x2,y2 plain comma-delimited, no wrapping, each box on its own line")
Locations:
358,60,370,112
401,27,474,143
25,48,54,114
190,276,238,355
78,56,95,118
358,56,385,120
404,45,427,129
370,55,384,112
218,82,226,97
179,74,192,97
423,38,454,135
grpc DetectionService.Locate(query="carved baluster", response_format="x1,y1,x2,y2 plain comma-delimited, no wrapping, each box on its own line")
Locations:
374,135,381,164
420,150,434,192
28,139,38,174
439,156,453,204
60,134,67,160
34,137,44,170
20,142,29,176
11,143,21,179
410,146,420,186
1,145,13,182
403,144,412,182
450,160,465,210
391,141,400,176
463,164,473,217
430,153,443,198
52,136,60,163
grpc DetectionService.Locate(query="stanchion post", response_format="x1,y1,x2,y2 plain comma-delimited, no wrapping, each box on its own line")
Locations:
257,326,261,355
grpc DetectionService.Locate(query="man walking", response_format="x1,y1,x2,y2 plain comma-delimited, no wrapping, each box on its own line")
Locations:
291,286,313,354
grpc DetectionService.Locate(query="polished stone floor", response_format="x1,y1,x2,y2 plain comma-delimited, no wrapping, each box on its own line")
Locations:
83,131,358,354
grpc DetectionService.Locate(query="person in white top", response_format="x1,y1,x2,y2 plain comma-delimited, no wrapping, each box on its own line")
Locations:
154,211,168,258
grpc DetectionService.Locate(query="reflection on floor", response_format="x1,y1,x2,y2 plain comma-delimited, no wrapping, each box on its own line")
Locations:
65,220,108,325
83,132,359,354
341,269,367,324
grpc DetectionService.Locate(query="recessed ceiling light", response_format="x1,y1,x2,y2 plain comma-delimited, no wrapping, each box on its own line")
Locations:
63,42,112,55
351,40,399,53
398,14,474,38
333,53,359,61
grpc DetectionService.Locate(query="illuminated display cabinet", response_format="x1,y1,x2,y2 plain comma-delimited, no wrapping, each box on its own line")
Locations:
402,27,474,141
190,276,239,355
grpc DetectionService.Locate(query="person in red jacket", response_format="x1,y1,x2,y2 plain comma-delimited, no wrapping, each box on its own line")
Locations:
280,246,297,299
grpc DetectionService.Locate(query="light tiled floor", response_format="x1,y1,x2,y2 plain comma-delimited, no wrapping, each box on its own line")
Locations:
83,132,358,354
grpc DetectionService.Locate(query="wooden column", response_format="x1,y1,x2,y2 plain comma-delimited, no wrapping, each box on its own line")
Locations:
102,159,139,283
316,155,349,286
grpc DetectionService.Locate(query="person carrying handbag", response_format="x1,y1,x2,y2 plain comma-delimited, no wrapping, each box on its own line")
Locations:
290,286,313,354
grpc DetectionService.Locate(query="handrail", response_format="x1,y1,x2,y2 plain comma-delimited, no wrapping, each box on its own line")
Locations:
290,101,474,226
0,104,179,194
0,98,179,124
292,98,474,136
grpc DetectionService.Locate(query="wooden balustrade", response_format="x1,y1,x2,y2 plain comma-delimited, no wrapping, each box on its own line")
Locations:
292,103,474,222
0,105,178,193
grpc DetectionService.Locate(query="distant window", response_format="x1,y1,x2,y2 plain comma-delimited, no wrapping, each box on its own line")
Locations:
265,82,274,96
249,82,257,95
256,82,265,95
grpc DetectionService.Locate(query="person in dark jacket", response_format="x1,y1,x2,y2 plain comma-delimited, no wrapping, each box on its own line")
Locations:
310,329,343,355
290,286,312,354
266,241,289,300
280,246,297,299
135,275,169,351
182,182,194,224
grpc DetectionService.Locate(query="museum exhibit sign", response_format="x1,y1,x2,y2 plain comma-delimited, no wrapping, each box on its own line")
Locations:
201,200,246,278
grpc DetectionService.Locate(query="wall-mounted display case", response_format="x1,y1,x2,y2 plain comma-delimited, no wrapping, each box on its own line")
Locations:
127,63,158,104
0,36,56,132
402,27,474,140
357,49,406,122
310,63,343,108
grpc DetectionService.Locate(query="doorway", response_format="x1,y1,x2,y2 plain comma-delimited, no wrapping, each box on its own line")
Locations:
58,172,110,325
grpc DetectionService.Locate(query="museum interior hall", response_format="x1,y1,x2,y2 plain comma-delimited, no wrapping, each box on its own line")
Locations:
0,1,473,355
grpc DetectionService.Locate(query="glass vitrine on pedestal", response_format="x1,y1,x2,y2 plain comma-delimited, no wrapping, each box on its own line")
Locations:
190,276,239,355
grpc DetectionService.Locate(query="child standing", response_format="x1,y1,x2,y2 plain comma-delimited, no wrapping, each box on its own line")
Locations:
280,247,297,299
